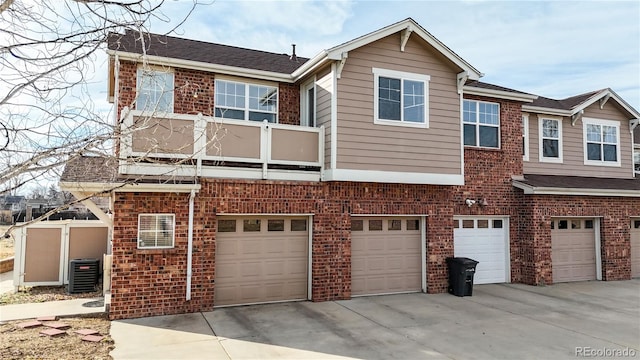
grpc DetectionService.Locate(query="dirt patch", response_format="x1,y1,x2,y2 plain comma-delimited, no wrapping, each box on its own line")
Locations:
0,314,113,360
0,234,14,260
0,285,103,305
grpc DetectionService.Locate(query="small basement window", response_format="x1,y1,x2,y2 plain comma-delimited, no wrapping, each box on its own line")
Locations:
138,214,175,249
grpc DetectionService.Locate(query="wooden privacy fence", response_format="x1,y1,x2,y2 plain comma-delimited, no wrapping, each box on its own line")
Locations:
12,220,108,289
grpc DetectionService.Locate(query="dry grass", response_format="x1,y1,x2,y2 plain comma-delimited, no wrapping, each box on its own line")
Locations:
0,314,113,360
0,285,103,306
0,227,13,259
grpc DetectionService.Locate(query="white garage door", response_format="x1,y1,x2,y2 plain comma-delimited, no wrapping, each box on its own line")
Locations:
215,216,309,306
351,217,422,296
631,219,640,278
454,217,509,284
551,218,597,283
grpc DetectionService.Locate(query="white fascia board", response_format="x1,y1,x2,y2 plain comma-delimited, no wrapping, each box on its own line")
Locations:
512,181,640,197
109,50,294,83
521,105,572,117
572,89,640,119
324,169,464,185
323,19,482,80
60,181,201,193
291,51,330,80
463,86,538,103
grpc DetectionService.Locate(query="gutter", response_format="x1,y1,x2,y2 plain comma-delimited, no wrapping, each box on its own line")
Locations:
186,189,196,301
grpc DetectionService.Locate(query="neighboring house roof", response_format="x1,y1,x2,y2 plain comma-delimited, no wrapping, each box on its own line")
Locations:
464,81,538,102
513,174,640,197
0,195,25,204
108,29,308,75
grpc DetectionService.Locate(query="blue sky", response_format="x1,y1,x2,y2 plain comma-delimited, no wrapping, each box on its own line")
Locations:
114,0,639,110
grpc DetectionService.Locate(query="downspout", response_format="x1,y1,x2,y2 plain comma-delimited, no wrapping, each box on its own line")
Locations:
186,189,196,301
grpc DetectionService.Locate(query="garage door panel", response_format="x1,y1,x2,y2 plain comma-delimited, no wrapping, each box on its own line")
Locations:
351,217,422,296
551,218,597,283
454,217,509,285
215,216,308,306
631,220,640,278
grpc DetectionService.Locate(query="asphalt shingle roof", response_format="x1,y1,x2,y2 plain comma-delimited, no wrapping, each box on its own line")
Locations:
108,30,309,74
528,90,602,110
60,156,119,183
465,80,536,97
518,174,640,191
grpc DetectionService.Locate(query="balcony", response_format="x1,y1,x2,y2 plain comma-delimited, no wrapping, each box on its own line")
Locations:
118,108,324,181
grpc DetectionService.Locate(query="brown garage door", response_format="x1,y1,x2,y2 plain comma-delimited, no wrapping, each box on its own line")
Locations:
631,219,640,278
351,217,422,296
215,216,308,306
551,218,597,283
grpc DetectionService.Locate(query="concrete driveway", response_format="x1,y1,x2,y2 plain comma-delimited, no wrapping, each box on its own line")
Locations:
110,280,640,359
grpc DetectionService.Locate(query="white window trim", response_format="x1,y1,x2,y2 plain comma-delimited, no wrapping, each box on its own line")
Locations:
522,114,529,161
137,213,176,249
372,67,430,128
463,99,501,149
538,115,563,163
582,117,621,167
136,67,175,113
634,144,640,176
300,77,316,127
214,79,279,123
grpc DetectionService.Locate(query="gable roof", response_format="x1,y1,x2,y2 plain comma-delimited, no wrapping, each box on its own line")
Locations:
293,18,482,80
523,88,640,119
108,29,308,75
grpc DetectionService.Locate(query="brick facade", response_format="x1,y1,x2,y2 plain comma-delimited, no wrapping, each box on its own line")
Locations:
110,180,455,319
108,59,639,321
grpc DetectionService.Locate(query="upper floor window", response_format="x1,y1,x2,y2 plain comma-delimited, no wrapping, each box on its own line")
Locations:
583,118,620,167
136,68,174,113
522,114,529,161
373,68,430,127
539,117,563,163
463,100,500,148
138,214,175,249
215,79,278,123
301,80,315,127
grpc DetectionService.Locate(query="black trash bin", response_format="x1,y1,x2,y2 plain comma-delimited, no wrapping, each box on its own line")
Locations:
446,257,479,297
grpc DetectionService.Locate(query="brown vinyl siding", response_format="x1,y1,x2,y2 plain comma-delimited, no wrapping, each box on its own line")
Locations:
315,68,333,169
524,101,634,178
336,34,461,175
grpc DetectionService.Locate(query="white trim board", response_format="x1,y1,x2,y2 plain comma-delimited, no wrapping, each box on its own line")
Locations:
323,169,464,185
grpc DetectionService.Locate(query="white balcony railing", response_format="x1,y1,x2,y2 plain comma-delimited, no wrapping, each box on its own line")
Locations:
118,108,324,181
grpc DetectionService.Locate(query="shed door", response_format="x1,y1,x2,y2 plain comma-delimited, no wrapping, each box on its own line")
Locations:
215,216,309,307
23,227,63,284
454,217,510,284
351,217,422,296
631,219,640,278
551,218,597,283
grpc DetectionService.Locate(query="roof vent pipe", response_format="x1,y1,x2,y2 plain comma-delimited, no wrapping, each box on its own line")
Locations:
290,44,297,62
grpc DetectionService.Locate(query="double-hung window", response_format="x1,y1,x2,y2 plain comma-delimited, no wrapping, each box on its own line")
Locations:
583,118,620,166
539,117,562,162
138,214,175,249
215,79,278,123
136,68,174,113
463,100,500,148
373,68,429,127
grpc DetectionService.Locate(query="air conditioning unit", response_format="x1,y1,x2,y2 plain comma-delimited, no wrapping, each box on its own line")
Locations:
68,258,99,293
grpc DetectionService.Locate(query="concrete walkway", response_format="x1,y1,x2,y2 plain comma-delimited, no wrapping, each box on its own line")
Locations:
110,280,640,360
0,270,14,295
0,297,105,322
